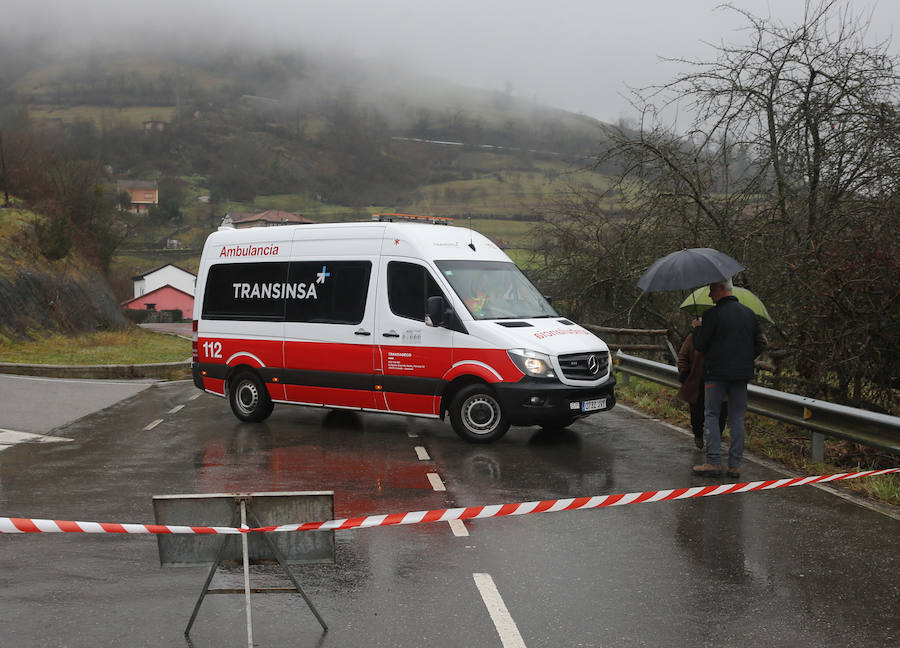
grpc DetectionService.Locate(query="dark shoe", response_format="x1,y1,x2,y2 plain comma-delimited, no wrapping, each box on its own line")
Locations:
726,467,741,479
694,434,704,449
692,463,722,477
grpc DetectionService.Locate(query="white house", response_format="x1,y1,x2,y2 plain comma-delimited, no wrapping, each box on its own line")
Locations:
132,264,196,299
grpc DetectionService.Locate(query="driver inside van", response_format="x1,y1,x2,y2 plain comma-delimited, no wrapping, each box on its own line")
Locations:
464,271,517,319
464,275,489,317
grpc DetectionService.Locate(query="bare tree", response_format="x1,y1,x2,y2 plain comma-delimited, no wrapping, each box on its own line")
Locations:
535,0,900,410
658,1,900,244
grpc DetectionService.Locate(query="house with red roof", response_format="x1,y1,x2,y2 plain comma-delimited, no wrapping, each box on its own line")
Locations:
116,180,159,214
121,264,196,320
224,210,313,229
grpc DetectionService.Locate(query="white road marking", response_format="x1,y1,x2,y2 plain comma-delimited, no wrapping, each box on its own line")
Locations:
448,519,469,537
144,419,164,431
414,446,430,461
473,573,527,648
188,393,201,401
426,472,445,491
0,429,73,452
406,430,419,438
168,405,184,414
0,429,72,444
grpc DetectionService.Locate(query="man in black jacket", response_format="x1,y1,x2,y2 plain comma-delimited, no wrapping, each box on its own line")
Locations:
690,279,766,478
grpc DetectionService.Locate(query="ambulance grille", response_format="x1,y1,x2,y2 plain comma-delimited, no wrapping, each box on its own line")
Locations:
558,351,609,380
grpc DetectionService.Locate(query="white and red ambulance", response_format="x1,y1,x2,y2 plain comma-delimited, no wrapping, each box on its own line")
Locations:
191,215,615,442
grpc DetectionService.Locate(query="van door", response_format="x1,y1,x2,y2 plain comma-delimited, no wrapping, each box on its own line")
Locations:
282,259,378,409
376,259,454,415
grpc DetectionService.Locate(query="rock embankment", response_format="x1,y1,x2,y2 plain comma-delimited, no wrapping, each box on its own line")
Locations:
0,265,127,339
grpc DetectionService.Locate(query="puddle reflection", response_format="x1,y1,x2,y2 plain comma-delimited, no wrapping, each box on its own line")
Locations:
444,426,615,497
192,413,442,518
675,497,749,583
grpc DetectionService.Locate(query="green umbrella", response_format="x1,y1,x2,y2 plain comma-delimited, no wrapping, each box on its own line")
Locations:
679,286,774,323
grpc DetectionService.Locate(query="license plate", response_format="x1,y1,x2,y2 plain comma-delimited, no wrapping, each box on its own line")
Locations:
581,398,606,412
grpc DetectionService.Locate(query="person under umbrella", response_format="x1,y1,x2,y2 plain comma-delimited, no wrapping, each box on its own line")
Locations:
677,285,772,451
636,247,746,452
677,326,727,449
690,279,767,478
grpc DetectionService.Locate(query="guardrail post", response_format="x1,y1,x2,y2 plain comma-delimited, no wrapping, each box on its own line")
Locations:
810,432,825,463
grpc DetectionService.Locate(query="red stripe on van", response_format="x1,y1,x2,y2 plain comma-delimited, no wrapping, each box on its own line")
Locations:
204,378,225,395
195,335,523,415
285,341,374,374
284,384,375,410
197,337,283,368
381,393,440,415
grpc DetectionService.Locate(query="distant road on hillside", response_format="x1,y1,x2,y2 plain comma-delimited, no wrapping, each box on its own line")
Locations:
392,136,567,158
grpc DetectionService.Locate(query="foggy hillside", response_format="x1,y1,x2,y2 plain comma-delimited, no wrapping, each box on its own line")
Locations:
0,37,610,152
0,35,622,304
0,35,621,228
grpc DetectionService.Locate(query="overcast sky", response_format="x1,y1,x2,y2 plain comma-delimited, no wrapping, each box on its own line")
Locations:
7,0,899,123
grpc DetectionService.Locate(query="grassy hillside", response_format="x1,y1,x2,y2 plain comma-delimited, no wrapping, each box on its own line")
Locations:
0,204,129,339
0,205,35,277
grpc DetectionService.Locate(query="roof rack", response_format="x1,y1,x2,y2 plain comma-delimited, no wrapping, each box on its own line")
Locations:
372,213,453,225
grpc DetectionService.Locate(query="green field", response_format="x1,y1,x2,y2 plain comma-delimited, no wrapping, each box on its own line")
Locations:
28,104,177,128
404,167,615,217
0,328,190,365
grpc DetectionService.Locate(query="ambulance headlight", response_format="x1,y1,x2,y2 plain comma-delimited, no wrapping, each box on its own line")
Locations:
508,349,556,378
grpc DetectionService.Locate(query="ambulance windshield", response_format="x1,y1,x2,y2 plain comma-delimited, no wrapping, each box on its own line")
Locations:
435,260,558,320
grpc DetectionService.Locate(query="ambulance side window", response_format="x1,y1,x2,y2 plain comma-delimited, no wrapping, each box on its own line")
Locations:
202,262,288,321
387,261,443,321
285,261,371,324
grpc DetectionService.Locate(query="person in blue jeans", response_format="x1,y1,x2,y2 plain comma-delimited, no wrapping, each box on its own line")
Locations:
690,278,766,478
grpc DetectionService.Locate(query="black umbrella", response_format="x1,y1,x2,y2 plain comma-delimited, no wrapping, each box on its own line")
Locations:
637,248,745,292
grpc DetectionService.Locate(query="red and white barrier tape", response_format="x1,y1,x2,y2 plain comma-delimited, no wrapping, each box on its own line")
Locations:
2,468,897,535
0,519,241,534
258,467,900,532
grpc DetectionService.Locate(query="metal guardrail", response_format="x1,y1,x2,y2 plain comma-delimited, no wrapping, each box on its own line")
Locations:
614,351,900,460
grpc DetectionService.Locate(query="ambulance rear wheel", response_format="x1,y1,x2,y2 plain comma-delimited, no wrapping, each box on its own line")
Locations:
449,384,509,443
229,371,274,422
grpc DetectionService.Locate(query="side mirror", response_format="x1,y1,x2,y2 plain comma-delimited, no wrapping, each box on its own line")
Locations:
426,296,447,327
543,295,553,305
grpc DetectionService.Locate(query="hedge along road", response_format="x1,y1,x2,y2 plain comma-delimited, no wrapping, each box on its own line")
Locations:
0,378,898,647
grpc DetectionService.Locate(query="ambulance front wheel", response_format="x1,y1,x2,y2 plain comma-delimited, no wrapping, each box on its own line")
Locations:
228,371,274,422
449,384,510,443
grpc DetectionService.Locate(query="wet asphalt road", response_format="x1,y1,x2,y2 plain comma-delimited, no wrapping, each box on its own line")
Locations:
0,373,155,435
1,378,898,648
